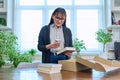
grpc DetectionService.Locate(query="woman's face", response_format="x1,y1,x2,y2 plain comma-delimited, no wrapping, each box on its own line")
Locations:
52,13,65,27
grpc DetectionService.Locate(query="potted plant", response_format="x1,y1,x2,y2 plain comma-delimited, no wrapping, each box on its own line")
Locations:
95,29,112,53
0,30,37,68
0,30,18,67
8,48,37,68
11,51,33,68
73,38,86,58
28,49,37,56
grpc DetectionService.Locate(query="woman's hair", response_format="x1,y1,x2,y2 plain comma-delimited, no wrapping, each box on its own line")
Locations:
48,7,66,27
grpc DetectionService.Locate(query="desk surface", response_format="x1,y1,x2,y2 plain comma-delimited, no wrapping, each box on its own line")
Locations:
0,68,120,80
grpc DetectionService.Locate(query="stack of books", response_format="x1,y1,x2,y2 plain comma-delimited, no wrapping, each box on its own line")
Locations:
37,63,62,74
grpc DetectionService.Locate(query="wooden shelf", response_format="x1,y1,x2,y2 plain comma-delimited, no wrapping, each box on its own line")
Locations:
0,26,11,31
0,0,7,12
108,25,120,29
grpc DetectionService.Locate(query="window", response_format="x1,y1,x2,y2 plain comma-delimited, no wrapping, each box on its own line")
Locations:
19,0,44,6
14,0,105,53
76,10,100,52
47,0,72,5
20,10,42,50
75,0,99,5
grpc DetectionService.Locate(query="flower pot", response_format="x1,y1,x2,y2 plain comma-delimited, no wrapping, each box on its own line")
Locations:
108,50,115,60
72,52,80,59
99,52,108,59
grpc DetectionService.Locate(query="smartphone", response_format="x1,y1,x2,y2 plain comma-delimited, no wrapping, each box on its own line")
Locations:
55,39,61,42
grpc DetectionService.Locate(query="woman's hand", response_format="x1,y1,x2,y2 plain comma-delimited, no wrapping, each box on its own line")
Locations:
46,42,60,49
64,51,72,57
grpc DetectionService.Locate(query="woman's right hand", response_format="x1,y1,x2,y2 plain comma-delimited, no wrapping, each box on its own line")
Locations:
46,42,60,49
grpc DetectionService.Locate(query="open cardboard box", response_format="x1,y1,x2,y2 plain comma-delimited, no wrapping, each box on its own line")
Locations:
58,59,89,72
76,56,120,72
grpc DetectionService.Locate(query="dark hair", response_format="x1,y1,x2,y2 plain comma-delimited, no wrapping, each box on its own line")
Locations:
48,7,66,27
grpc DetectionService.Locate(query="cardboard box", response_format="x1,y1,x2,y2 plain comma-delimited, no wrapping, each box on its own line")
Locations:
58,59,89,72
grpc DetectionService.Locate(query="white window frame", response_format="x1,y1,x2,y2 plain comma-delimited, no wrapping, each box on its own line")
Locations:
14,0,105,54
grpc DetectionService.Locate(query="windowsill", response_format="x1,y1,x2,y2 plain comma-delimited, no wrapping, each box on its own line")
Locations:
73,52,100,56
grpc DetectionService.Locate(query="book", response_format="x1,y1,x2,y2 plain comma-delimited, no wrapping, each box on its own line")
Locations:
76,56,120,72
37,69,61,74
39,72,62,80
56,47,75,55
37,63,62,74
37,67,61,72
37,63,62,68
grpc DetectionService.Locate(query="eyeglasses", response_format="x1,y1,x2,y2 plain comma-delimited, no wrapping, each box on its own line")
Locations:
55,17,65,21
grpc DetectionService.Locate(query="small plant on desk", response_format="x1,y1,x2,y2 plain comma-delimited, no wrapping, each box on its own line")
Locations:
95,29,112,53
73,38,86,58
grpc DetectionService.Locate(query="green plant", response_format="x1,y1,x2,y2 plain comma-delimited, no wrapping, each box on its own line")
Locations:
73,38,86,53
0,30,36,68
28,49,37,56
0,55,5,67
7,49,36,68
0,18,7,26
0,30,18,67
12,51,33,68
96,29,112,52
8,49,37,68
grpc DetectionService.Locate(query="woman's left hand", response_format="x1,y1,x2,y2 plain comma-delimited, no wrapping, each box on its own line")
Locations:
64,52,72,57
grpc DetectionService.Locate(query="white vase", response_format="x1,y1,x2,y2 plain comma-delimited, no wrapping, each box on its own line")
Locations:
99,52,108,59
108,50,115,60
71,52,80,59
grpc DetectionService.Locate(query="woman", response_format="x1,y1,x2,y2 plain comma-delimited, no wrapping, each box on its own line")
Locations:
37,7,73,63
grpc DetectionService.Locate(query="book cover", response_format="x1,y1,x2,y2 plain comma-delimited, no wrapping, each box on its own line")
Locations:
56,47,75,55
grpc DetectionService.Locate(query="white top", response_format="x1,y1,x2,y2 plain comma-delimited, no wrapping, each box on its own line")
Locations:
50,24,64,53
